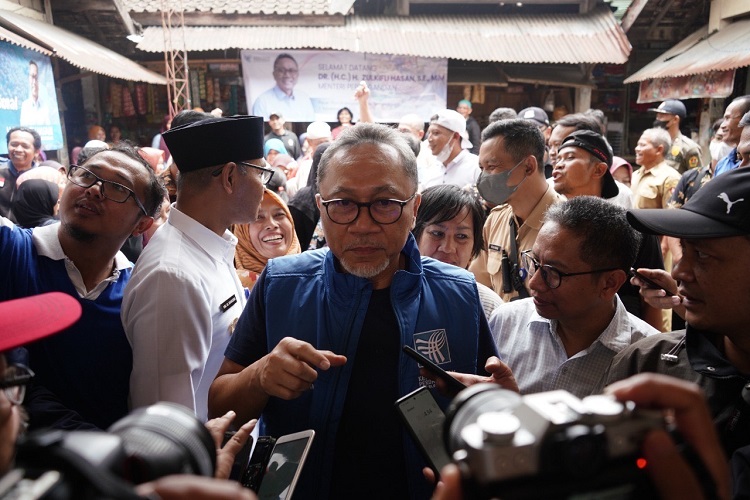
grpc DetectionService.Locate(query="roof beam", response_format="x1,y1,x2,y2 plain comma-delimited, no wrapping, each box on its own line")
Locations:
131,12,345,27
113,0,139,36
620,0,649,33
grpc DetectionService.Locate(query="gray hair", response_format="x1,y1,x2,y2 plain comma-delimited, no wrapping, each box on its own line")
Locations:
543,196,642,271
640,128,672,155
488,107,518,123
317,123,418,190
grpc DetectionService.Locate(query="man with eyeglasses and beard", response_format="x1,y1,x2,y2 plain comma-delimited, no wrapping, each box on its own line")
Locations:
0,145,163,431
209,123,506,500
123,116,269,422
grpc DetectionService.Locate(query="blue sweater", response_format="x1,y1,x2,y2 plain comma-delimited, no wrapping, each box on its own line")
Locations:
0,222,132,430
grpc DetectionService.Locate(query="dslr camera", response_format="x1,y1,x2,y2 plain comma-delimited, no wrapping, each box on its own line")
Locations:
0,402,215,499
444,384,664,500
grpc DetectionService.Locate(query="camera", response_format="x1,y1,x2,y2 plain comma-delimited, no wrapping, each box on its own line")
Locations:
444,384,664,500
0,402,215,499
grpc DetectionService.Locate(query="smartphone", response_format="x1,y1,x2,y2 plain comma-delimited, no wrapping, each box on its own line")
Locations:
241,435,276,491
395,386,452,478
403,344,467,396
256,430,315,500
222,431,254,481
630,268,675,297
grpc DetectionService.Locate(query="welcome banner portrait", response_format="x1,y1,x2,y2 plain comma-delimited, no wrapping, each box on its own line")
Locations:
0,40,63,153
242,50,447,123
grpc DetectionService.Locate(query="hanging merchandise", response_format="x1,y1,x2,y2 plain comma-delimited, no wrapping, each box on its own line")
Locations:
110,83,123,118
206,76,214,106
147,85,155,116
199,69,207,100
190,71,201,109
471,85,485,104
135,84,147,115
214,78,221,107
122,83,136,117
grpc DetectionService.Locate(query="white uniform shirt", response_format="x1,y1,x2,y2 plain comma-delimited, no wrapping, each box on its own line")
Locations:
122,206,246,421
421,149,480,190
488,296,657,397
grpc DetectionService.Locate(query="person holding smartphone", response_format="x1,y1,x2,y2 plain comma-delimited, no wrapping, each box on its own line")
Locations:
210,123,508,500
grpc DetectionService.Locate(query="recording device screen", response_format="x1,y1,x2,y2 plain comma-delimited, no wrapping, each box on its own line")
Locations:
257,430,315,500
396,386,453,477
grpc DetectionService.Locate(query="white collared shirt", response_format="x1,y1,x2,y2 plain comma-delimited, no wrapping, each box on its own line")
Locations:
122,206,246,421
421,149,480,190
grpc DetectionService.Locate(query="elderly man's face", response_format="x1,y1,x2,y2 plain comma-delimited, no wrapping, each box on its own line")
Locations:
634,132,662,168
316,143,420,289
673,236,750,337
720,100,746,145
273,57,299,95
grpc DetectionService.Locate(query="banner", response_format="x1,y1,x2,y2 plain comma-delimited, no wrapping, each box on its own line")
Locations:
0,40,63,153
241,50,447,122
636,70,735,103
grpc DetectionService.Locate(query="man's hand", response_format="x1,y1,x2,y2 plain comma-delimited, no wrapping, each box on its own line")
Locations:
422,356,519,396
256,337,347,400
630,267,685,319
605,373,731,500
354,81,370,102
204,410,257,480
136,475,256,500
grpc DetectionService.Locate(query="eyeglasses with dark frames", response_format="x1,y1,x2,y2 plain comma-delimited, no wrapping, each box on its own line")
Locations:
67,165,148,216
521,250,620,290
211,161,275,186
0,364,34,405
319,194,416,225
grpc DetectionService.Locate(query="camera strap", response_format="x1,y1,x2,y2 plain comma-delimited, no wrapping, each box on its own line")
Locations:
507,217,529,300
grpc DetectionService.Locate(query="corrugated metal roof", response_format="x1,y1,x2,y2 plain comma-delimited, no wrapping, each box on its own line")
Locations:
0,10,166,84
625,17,750,83
0,25,52,55
124,0,355,16
136,7,631,64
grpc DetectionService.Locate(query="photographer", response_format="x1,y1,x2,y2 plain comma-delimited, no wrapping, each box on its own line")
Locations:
431,374,731,500
0,292,256,500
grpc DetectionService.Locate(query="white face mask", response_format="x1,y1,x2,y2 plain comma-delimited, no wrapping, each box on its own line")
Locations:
435,137,454,164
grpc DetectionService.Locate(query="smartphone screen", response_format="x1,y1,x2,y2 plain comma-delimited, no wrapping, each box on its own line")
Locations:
242,436,276,491
630,268,675,296
257,430,315,500
403,345,467,396
395,386,452,477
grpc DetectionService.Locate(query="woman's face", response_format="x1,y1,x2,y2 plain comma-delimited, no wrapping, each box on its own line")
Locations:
267,150,280,165
338,109,352,124
250,196,293,260
417,207,475,269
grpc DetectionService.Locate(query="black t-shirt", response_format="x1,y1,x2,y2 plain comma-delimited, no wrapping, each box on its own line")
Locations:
329,287,410,499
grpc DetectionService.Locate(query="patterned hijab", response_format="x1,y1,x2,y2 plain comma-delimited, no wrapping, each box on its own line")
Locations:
233,188,301,288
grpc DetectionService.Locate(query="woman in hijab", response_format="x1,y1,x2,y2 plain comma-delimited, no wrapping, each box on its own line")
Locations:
233,188,301,290
263,138,288,166
10,178,59,228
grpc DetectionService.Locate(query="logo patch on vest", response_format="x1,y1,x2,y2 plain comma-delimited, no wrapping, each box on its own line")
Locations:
412,329,451,365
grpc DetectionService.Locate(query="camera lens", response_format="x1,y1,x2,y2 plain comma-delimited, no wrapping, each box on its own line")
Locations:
108,402,216,484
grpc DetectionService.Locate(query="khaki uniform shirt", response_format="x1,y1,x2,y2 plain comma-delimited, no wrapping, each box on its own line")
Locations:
631,161,681,209
665,133,702,174
469,185,563,301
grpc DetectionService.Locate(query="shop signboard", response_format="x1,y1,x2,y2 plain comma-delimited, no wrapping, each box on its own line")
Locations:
242,50,447,122
0,40,63,153
637,70,736,103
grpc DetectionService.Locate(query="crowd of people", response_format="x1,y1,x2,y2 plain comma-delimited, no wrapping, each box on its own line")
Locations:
0,88,749,499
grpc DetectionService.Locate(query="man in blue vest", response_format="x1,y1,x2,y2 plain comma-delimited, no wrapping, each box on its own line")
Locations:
210,123,503,499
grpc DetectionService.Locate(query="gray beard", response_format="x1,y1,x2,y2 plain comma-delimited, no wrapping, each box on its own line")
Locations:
339,256,391,280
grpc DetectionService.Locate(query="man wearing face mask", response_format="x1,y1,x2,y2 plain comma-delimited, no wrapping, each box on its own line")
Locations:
648,99,702,174
422,109,480,190
469,119,563,301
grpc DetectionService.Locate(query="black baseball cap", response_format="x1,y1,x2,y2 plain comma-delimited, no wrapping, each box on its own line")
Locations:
560,130,618,199
648,99,687,120
519,107,550,128
627,168,750,238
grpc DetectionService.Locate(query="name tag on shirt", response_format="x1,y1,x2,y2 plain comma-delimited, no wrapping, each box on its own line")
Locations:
220,294,237,313
488,243,503,252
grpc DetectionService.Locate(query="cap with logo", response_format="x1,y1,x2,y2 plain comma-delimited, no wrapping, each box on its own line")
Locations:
269,112,283,120
519,107,550,128
648,99,687,120
0,292,82,352
560,129,618,198
432,109,472,150
627,167,750,238
163,115,265,173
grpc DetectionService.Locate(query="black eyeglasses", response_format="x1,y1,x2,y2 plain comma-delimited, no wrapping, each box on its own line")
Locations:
0,364,34,405
68,165,148,216
319,194,416,225
521,250,620,290
211,161,275,186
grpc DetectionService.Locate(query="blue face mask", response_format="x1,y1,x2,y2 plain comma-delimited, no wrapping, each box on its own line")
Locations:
476,158,527,206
